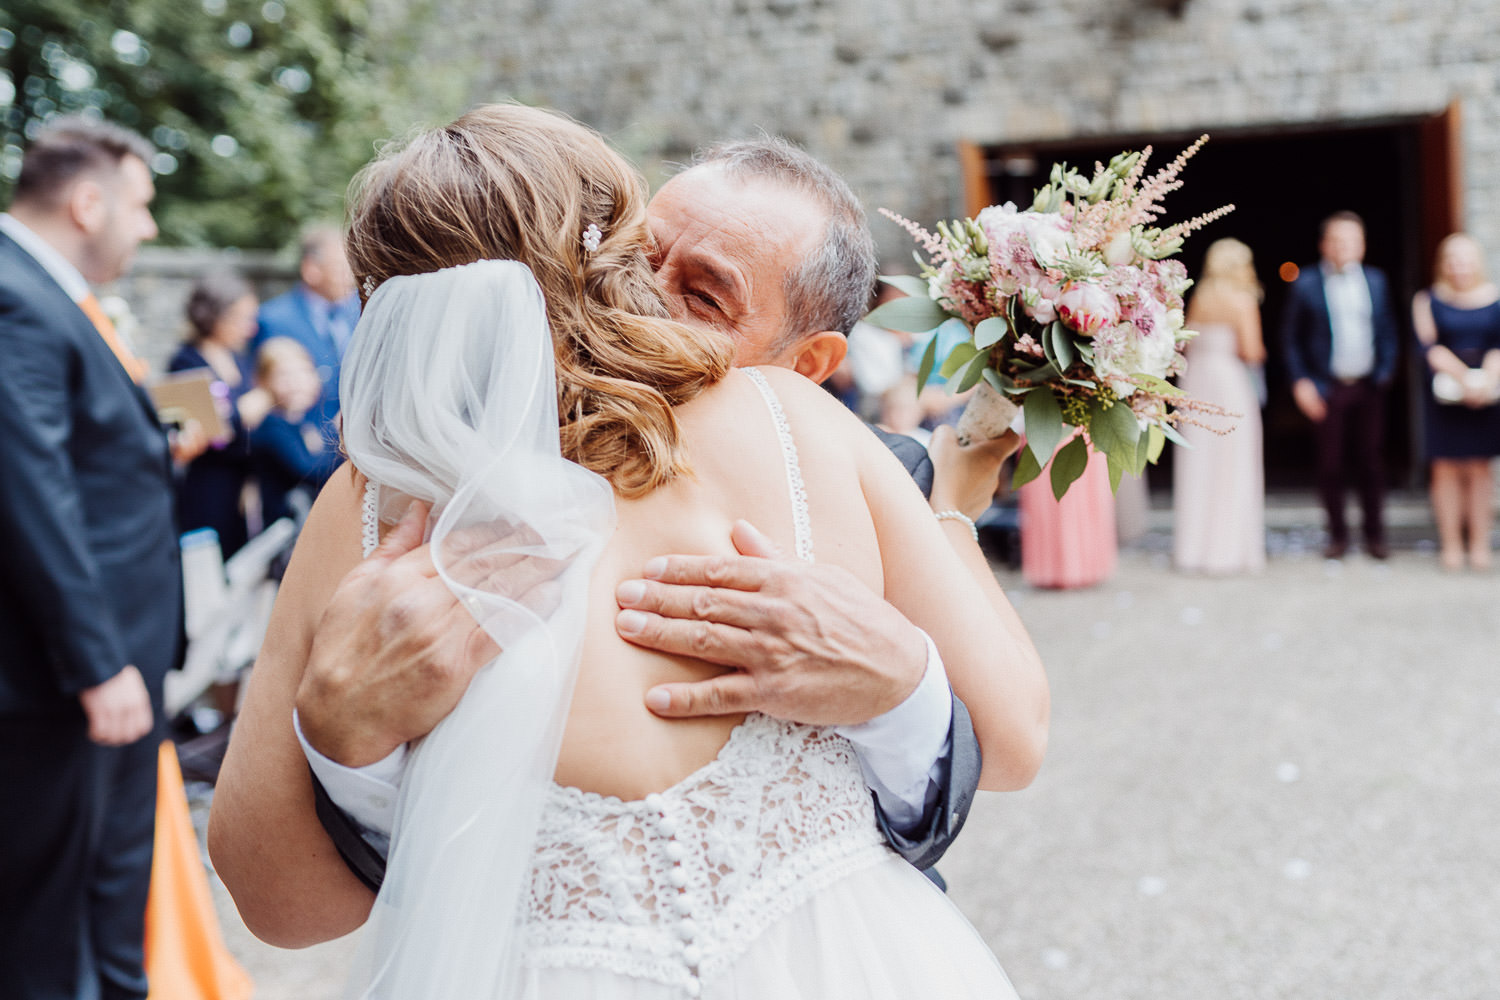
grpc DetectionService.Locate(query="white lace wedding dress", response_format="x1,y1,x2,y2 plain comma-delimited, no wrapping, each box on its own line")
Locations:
356,367,1018,999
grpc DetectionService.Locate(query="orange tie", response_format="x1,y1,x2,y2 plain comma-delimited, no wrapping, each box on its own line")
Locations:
78,292,148,384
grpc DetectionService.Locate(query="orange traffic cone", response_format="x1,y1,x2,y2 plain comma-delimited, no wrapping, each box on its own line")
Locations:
144,741,254,1000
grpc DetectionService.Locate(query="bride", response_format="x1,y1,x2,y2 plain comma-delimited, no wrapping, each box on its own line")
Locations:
212,104,1047,998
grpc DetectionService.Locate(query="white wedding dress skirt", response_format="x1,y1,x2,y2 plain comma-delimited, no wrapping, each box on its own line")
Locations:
518,855,1013,998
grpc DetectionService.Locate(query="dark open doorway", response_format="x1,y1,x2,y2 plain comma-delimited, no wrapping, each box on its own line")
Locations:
960,106,1463,491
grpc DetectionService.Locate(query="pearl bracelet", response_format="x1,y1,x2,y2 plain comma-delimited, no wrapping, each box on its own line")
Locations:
933,509,978,541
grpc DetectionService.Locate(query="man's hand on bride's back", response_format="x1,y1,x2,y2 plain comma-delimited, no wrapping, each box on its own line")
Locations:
616,520,929,726
295,502,564,766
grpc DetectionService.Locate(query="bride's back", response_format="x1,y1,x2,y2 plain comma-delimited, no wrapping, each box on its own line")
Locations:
557,366,884,799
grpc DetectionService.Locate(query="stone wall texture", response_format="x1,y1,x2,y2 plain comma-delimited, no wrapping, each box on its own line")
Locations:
452,0,1500,262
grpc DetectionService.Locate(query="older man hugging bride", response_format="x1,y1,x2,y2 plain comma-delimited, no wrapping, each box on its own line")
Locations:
210,104,1047,999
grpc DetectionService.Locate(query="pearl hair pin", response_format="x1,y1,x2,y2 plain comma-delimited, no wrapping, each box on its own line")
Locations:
582,223,603,254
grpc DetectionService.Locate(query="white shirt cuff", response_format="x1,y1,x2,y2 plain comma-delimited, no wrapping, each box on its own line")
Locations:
293,708,405,843
834,630,954,832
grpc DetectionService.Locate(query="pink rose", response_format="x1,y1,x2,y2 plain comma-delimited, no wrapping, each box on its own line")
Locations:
1057,281,1119,336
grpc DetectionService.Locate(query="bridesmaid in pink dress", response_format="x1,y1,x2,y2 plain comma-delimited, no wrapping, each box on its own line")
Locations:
1172,238,1267,574
1019,439,1117,589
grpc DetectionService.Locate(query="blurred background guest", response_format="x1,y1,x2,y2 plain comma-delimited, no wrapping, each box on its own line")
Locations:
1173,238,1267,575
253,224,359,422
1280,211,1399,560
250,338,341,526
167,272,272,557
1411,232,1500,571
1019,438,1116,589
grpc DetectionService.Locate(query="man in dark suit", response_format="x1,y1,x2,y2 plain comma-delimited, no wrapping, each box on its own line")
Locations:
214,139,1034,915
253,224,360,415
1281,211,1400,559
0,118,183,999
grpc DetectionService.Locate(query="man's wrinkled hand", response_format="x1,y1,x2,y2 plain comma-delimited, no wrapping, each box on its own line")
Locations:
617,520,928,726
79,665,153,746
295,502,567,767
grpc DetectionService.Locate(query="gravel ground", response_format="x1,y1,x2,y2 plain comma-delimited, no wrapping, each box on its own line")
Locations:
947,544,1500,1000
208,520,1500,999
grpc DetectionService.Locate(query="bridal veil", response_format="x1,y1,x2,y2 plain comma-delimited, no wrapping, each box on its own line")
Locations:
338,259,616,998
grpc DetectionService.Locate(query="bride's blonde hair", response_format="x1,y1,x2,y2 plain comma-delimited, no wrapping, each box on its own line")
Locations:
344,104,733,497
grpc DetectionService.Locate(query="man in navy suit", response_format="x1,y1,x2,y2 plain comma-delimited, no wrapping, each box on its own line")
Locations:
0,119,183,999
1281,211,1400,559
254,224,360,416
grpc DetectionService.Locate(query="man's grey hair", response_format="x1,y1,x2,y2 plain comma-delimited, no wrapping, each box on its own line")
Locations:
694,136,876,351
299,223,345,265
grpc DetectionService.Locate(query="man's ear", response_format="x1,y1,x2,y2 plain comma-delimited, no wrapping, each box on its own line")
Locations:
69,179,107,235
787,330,848,384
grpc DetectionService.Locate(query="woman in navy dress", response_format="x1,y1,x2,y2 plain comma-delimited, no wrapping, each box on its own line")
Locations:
168,272,271,557
1412,233,1500,571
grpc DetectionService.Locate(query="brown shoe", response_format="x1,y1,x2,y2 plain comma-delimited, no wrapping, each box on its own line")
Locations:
1323,540,1348,560
1366,539,1390,561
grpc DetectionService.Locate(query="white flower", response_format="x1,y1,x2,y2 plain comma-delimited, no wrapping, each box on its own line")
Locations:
927,262,956,302
1102,230,1135,267
1022,213,1073,268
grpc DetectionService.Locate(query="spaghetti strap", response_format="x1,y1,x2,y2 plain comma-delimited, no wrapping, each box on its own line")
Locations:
741,367,813,563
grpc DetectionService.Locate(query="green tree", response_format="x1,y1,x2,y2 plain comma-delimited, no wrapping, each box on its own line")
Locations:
0,0,455,248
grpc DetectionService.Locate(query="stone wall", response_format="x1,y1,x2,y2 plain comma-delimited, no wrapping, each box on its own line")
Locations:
101,247,297,374
454,0,1500,262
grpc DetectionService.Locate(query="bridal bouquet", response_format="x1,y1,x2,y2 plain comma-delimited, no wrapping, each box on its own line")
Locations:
869,135,1232,498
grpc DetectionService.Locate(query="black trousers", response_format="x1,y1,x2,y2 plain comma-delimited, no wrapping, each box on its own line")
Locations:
0,713,159,1000
1315,377,1387,547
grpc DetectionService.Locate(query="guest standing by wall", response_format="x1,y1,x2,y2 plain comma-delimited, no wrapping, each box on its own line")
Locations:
0,117,184,1000
1280,211,1400,560
1411,233,1500,571
253,225,360,419
1174,238,1267,574
168,271,273,556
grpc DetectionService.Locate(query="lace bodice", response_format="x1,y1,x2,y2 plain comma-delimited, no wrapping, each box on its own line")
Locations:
524,714,889,995
360,369,888,996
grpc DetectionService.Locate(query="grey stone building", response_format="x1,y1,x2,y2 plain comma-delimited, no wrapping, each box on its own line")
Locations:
451,0,1493,484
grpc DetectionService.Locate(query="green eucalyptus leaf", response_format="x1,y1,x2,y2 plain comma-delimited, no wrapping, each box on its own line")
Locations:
1016,361,1062,383
955,348,992,393
877,274,931,299
866,296,951,334
1089,399,1141,469
974,316,1008,349
1049,434,1089,501
983,368,1023,394
1023,388,1066,467
1132,373,1187,398
1012,443,1044,489
939,341,980,378
1147,423,1166,463
915,333,940,394
1106,448,1128,493
1161,421,1191,449
1050,323,1076,371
